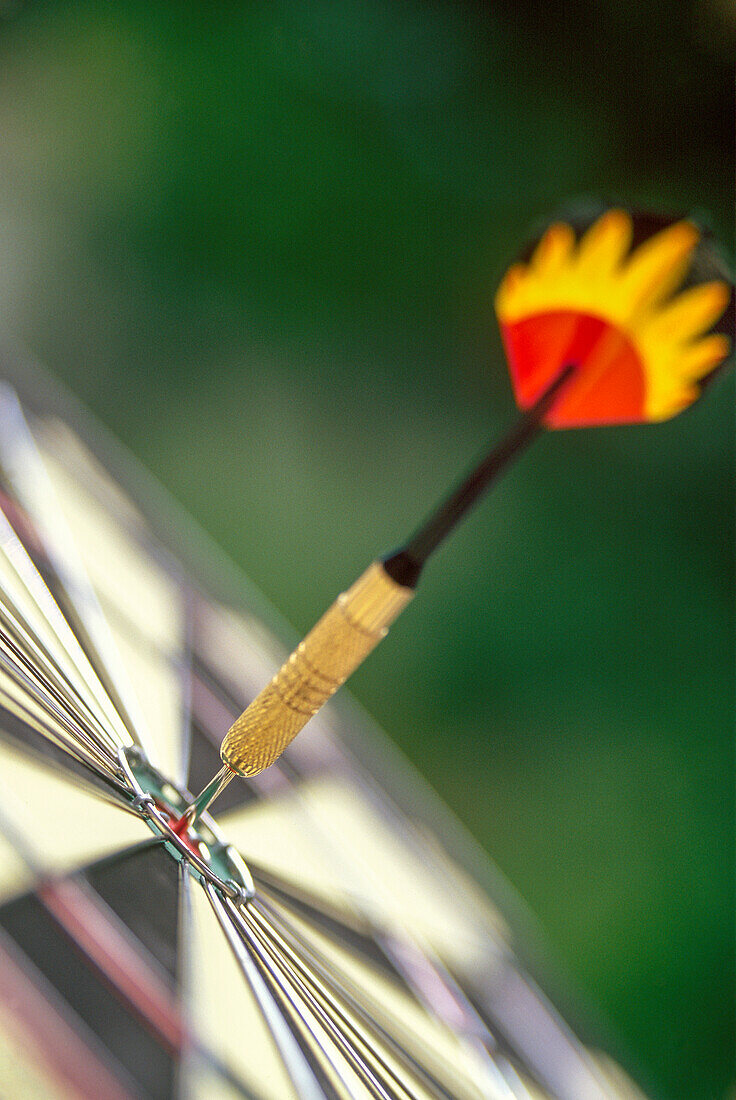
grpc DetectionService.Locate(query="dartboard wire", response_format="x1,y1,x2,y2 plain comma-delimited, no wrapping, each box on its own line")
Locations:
175,867,265,1100
251,888,502,1100
0,508,134,755
242,863,381,945
260,768,510,1090
0,798,180,1052
187,661,499,1072
251,884,515,1100
0,374,620,1095
233,906,405,1100
0,637,125,778
196,687,509,1093
185,586,537,1096
0,391,620,1095
187,659,496,1039
279,729,529,1063
196,712,601,1099
174,583,197,792
223,897,388,1100
0,800,259,1097
235,782,518,1098
0,388,156,756
235,898,417,1100
0,623,122,774
245,894,457,1100
0,593,127,758
0,647,119,776
0,810,263,1099
0,687,125,789
204,880,333,1100
0,516,135,760
252,866,512,1094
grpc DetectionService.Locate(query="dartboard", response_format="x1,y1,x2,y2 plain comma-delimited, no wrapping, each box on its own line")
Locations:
0,355,641,1100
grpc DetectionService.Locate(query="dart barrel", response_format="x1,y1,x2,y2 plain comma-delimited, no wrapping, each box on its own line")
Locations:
220,562,414,776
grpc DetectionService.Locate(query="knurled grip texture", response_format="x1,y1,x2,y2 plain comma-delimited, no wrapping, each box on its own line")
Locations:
220,562,413,776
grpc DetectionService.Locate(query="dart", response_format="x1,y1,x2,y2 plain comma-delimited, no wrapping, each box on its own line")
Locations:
0,203,730,1100
183,206,733,823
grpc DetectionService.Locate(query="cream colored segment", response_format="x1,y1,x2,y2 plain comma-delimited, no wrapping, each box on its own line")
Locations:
0,392,142,750
301,777,506,972
36,446,187,775
0,739,147,895
0,831,34,908
502,1066,549,1099
185,880,300,1100
222,779,507,974
591,1052,649,1099
36,418,146,533
99,616,183,781
17,423,188,775
183,1058,250,1100
0,1013,77,1100
219,793,354,909
196,597,295,702
0,678,110,775
37,450,182,653
221,798,503,1096
0,592,118,773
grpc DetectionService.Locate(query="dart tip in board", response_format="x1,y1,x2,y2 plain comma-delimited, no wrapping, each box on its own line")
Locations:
197,208,733,791
178,764,236,830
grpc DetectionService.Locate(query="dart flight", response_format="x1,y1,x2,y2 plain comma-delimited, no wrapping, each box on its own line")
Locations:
496,209,731,426
186,206,732,814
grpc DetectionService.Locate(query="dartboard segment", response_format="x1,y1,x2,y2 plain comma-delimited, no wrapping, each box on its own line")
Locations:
0,739,147,904
27,415,191,786
0,928,134,1100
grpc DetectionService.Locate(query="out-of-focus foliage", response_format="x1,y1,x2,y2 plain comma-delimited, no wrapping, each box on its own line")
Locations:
0,3,732,1097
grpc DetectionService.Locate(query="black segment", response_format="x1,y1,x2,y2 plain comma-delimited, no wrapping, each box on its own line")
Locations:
0,892,175,1098
85,843,180,984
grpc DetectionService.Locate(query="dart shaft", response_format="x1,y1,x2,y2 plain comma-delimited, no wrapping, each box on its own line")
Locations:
220,562,413,776
206,366,575,786
178,764,235,827
383,362,576,586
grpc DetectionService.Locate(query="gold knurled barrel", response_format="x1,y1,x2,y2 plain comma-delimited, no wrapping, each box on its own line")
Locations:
220,561,414,776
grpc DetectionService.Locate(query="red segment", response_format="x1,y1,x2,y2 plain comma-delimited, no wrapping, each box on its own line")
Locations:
500,310,647,427
0,937,133,1100
166,802,207,857
169,812,206,858
39,879,187,1053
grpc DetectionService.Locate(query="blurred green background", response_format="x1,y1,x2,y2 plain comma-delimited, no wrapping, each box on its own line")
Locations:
0,2,732,1097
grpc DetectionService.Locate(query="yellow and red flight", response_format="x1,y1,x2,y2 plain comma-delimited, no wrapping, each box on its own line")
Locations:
495,208,733,428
